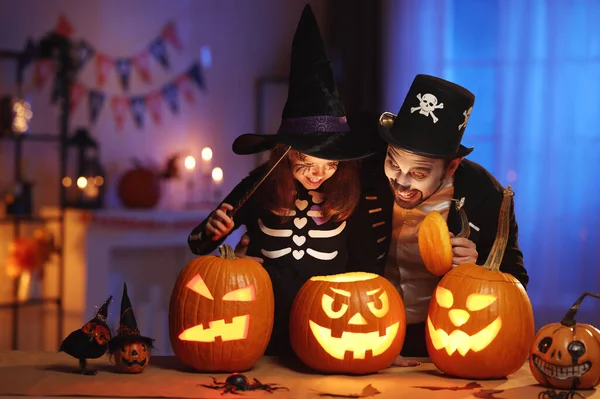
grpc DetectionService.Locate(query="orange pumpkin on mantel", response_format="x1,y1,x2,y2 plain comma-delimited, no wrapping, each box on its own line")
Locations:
169,245,274,372
290,272,406,375
425,185,535,379
530,292,600,390
117,159,161,209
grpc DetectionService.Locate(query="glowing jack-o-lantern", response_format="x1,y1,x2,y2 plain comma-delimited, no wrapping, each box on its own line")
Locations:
169,245,274,372
530,292,600,390
290,272,406,375
425,186,535,379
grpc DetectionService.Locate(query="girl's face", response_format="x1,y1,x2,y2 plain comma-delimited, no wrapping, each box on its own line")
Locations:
289,151,339,190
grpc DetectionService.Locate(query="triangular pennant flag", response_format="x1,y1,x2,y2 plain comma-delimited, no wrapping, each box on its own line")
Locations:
130,96,146,129
149,37,169,69
188,62,206,91
145,92,163,125
55,15,74,37
34,59,54,90
176,75,195,105
133,52,152,84
160,21,183,51
115,58,132,91
161,83,179,114
69,82,87,113
19,38,38,71
76,40,96,72
96,54,114,87
110,97,129,130
88,90,106,124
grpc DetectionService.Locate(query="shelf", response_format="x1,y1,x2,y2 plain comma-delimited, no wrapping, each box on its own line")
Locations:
0,133,62,143
0,215,63,224
0,50,22,59
0,297,60,310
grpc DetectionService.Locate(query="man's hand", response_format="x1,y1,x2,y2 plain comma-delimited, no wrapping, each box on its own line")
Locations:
391,355,421,367
449,232,478,268
234,233,263,264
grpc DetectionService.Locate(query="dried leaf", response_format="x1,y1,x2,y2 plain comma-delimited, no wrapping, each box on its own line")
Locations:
413,381,482,391
311,384,381,398
474,389,505,399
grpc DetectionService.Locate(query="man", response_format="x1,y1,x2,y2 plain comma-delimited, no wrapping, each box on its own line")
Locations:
357,74,529,365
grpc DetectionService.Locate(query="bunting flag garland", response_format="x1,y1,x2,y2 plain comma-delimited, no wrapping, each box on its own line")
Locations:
24,14,207,131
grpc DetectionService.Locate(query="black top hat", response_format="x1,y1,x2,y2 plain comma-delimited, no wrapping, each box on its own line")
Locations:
379,74,475,159
108,283,154,351
232,5,375,161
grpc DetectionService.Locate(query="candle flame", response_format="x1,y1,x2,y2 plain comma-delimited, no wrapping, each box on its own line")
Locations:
212,167,223,182
201,147,213,161
184,155,196,170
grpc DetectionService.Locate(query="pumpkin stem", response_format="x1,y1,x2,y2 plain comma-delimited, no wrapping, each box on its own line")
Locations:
218,244,237,260
560,292,600,327
482,185,514,272
454,197,471,239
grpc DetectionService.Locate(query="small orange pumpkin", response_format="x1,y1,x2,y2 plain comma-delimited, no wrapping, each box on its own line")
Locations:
418,211,453,276
529,292,600,390
117,160,161,209
114,341,150,374
425,186,535,379
169,244,274,372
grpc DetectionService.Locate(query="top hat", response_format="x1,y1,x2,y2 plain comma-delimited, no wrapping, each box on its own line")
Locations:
379,74,475,159
108,283,154,351
232,5,376,161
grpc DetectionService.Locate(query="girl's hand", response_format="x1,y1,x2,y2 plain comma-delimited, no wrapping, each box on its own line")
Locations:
206,203,234,240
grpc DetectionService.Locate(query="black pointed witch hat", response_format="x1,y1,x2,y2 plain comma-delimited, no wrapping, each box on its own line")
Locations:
108,283,154,352
89,295,112,327
232,4,376,161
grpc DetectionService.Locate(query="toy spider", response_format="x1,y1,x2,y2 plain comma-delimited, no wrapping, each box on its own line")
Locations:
198,373,289,395
538,389,584,399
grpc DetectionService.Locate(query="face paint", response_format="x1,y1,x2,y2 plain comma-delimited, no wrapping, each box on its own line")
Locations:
384,146,447,209
290,151,339,190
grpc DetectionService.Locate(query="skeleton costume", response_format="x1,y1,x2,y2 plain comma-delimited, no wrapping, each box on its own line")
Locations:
188,5,379,357
356,75,530,357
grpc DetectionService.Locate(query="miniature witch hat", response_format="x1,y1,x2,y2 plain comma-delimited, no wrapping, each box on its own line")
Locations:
108,283,154,352
91,295,112,326
232,4,376,161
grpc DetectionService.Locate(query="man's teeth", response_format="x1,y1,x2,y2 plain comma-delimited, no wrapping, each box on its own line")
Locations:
399,191,417,199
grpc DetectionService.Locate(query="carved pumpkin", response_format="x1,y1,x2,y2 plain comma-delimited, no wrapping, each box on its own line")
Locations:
114,341,150,373
169,244,274,372
425,186,535,379
529,292,600,390
418,211,453,276
290,272,406,375
117,159,161,209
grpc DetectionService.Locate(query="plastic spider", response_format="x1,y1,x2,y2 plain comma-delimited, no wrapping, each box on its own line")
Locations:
538,389,585,399
198,373,289,395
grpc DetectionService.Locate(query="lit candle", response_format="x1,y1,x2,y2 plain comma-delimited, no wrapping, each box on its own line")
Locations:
184,156,196,207
211,167,223,203
201,147,213,174
184,155,196,173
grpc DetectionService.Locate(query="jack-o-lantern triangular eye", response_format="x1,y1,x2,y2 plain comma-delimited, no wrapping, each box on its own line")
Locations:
186,274,213,300
223,285,256,301
466,293,497,311
435,286,453,308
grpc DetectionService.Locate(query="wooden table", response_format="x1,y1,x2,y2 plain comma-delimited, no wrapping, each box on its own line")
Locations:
0,351,596,399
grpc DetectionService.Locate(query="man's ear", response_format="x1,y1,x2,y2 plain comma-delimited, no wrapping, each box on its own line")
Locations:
445,157,463,178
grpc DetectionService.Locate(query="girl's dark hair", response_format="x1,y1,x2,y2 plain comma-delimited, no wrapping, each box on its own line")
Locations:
252,145,361,222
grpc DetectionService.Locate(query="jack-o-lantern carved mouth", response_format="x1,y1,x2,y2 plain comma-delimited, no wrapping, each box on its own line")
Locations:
532,355,591,380
309,320,400,360
179,315,250,342
122,358,147,367
427,316,502,356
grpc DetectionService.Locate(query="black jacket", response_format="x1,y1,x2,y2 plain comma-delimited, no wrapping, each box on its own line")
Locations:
355,151,529,289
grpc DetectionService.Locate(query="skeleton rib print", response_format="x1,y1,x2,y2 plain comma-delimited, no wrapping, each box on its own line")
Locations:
258,190,345,261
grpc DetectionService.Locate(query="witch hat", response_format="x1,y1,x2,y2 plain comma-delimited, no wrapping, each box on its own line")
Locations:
92,295,112,325
232,4,376,161
109,283,154,352
378,74,476,159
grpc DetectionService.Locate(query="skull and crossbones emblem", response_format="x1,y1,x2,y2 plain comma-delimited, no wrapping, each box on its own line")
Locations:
411,93,444,123
458,106,473,130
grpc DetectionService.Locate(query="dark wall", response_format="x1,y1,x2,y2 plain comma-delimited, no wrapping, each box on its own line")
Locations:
325,0,382,115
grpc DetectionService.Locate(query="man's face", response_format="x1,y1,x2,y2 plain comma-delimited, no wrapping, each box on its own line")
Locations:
384,146,454,209
290,151,339,190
